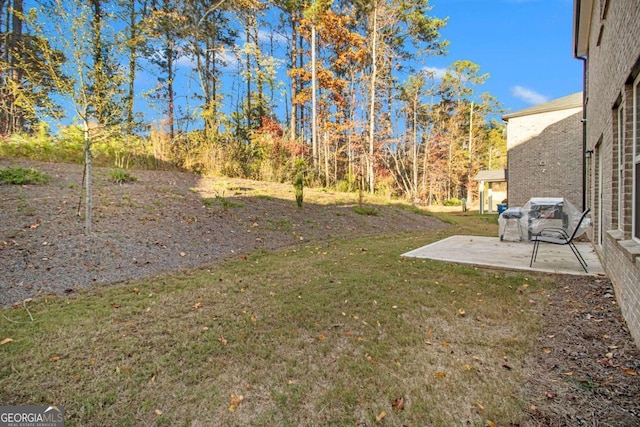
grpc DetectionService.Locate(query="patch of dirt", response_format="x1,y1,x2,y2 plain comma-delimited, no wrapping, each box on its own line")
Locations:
522,274,640,426
0,159,445,305
1,159,638,425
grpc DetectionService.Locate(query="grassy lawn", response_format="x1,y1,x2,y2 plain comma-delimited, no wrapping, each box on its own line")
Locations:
0,213,552,426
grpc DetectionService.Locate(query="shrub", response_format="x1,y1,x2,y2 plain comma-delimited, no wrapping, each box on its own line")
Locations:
0,166,50,185
109,168,137,184
444,197,462,207
292,159,306,209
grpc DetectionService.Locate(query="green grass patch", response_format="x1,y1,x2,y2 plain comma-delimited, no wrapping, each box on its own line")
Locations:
216,195,244,209
0,215,552,426
202,195,245,209
109,168,138,184
353,205,378,216
0,166,50,185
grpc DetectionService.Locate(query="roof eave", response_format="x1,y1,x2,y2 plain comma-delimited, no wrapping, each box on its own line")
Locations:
573,0,594,57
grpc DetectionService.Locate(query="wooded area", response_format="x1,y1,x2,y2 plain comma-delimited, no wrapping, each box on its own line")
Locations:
0,0,506,205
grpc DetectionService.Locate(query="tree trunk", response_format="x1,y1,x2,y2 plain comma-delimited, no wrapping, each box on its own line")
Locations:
467,101,473,203
289,16,297,143
83,121,92,235
311,24,318,171
246,25,252,130
367,5,378,194
412,96,418,200
126,0,137,134
163,0,175,140
9,0,23,133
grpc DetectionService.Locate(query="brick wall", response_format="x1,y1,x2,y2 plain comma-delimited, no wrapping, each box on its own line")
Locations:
582,0,640,347
507,111,583,208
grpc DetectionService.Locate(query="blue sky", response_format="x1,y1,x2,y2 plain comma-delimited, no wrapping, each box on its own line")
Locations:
427,0,582,115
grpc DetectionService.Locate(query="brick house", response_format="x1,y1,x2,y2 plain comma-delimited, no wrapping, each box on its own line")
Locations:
502,93,584,208
574,0,640,346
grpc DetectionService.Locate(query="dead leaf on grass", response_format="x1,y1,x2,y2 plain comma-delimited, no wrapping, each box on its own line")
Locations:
50,356,61,362
0,338,14,345
365,353,377,364
229,393,244,412
154,409,163,415
486,420,496,427
434,372,446,378
623,368,637,376
392,397,404,410
219,336,228,346
375,411,387,422
193,302,202,309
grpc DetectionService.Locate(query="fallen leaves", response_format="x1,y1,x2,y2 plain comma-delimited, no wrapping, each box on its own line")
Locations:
0,338,14,345
391,397,404,410
597,357,617,367
228,393,244,412
375,410,387,422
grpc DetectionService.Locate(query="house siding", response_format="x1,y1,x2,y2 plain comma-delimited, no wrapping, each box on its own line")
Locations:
506,110,583,208
581,0,640,346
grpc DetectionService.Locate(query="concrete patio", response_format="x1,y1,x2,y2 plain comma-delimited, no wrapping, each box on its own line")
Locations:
402,235,605,276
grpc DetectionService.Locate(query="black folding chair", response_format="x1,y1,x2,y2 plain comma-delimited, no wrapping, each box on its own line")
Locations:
529,208,591,273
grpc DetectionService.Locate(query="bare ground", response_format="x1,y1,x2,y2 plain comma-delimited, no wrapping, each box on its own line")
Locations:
1,159,639,425
0,159,446,305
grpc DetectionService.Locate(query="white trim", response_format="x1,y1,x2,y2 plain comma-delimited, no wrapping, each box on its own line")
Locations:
634,74,640,242
574,0,595,57
618,105,624,231
598,143,604,247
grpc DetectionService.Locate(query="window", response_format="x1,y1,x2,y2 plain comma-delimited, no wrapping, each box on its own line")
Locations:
634,74,640,241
